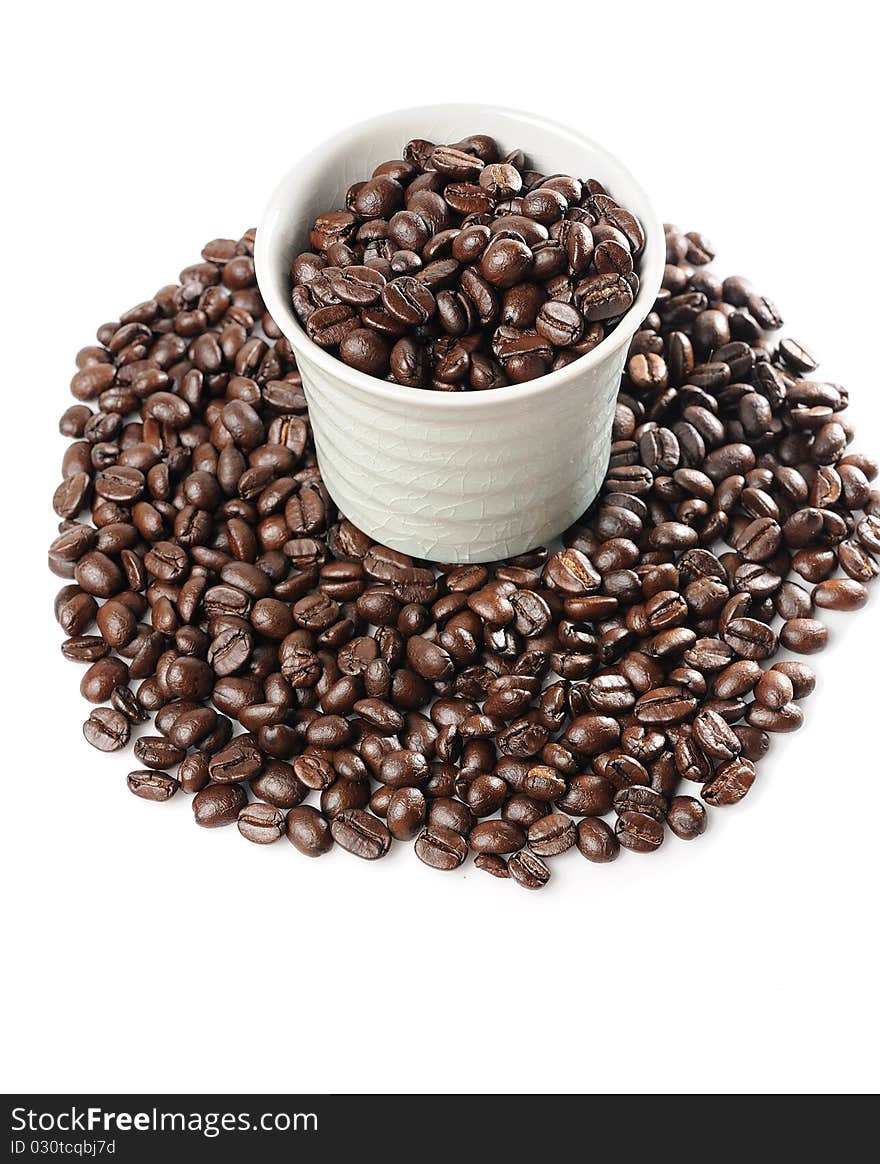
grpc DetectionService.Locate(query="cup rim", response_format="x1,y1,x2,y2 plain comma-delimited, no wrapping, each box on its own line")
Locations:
255,102,665,411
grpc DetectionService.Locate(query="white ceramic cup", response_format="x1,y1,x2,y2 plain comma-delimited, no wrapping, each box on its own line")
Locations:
255,104,664,563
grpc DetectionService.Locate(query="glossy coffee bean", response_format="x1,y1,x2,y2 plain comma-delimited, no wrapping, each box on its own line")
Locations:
415,825,468,870
127,770,179,802
286,806,333,857
238,802,286,844
666,796,707,840
83,707,130,752
508,848,551,889
192,782,247,828
331,809,392,860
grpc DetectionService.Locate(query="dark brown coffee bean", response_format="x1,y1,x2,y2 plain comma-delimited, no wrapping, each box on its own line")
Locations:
209,737,263,782
127,770,179,802
616,810,665,853
666,795,707,840
83,707,130,752
474,854,510,878
193,782,247,828
470,819,527,855
286,805,333,856
527,813,576,857
508,848,551,889
134,735,185,770
386,787,427,841
701,757,756,805
754,670,794,710
238,802,286,844
813,578,868,612
415,824,468,870
779,618,828,654
576,817,620,863
331,809,392,860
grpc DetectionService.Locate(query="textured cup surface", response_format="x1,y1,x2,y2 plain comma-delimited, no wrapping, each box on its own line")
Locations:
256,105,664,563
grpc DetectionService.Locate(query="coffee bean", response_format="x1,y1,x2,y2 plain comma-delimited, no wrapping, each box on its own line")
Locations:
469,820,526,855
754,670,794,710
415,824,468,870
779,618,828,654
666,795,707,840
527,813,576,857
386,787,427,841
746,702,804,733
209,737,263,782
576,817,620,862
83,707,130,752
238,802,286,844
192,782,247,827
613,785,667,821
331,809,392,860
813,578,868,611
692,708,741,760
127,770,179,802
286,805,333,857
722,617,778,660
508,848,551,889
702,757,756,805
474,853,510,878
134,735,185,770
616,811,665,853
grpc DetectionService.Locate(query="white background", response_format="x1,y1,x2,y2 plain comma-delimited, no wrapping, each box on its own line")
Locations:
2,0,878,1096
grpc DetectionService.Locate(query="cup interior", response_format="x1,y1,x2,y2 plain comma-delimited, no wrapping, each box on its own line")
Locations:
255,104,665,407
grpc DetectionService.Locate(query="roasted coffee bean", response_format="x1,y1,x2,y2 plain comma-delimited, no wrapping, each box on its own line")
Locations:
576,817,620,863
527,813,576,857
193,782,248,828
747,702,805,733
110,685,148,724
613,785,667,822
474,853,510,878
429,798,474,835
249,760,307,809
238,802,286,844
127,769,179,802
611,794,665,844
779,618,828,654
209,737,263,782
666,795,707,840
692,708,741,760
470,819,527,855
702,757,756,805
754,670,794,710
286,805,333,856
415,824,468,870
331,809,392,859
386,787,427,841
813,578,868,612
508,848,551,889
83,707,130,752
134,735,185,770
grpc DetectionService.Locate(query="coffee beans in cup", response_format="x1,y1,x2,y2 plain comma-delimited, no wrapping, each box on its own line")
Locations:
289,134,646,388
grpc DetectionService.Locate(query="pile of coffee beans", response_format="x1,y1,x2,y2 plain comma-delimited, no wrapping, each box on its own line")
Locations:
51,223,879,889
290,135,645,387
